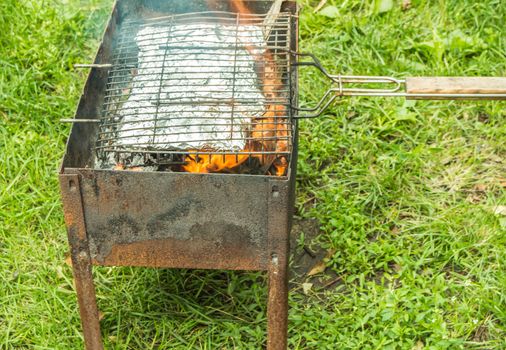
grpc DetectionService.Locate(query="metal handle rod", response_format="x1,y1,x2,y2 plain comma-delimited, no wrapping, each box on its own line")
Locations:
73,64,112,69
342,92,505,99
60,119,101,123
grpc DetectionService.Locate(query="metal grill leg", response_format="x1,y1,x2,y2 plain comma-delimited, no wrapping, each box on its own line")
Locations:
70,245,103,350
267,253,288,350
266,181,290,350
60,174,104,350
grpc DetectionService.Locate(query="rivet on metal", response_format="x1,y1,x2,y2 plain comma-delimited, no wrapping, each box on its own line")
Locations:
78,251,88,261
271,253,279,266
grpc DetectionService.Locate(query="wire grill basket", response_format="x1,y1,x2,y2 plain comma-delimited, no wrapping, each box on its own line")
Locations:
95,11,294,175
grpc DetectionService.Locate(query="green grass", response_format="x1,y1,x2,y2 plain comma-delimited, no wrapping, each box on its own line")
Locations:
1,0,505,349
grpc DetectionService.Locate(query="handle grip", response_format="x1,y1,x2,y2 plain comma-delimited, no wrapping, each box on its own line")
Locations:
405,77,506,100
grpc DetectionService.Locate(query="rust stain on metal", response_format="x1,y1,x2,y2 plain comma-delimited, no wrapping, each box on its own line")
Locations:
266,180,291,350
98,238,266,270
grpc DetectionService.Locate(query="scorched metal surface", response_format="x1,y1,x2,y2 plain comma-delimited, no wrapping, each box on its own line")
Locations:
60,1,298,349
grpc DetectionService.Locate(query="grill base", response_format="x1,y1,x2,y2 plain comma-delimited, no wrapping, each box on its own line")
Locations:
60,169,294,349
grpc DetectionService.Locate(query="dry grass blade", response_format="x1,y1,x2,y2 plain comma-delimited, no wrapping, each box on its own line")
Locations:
314,0,328,13
307,260,326,276
307,248,336,276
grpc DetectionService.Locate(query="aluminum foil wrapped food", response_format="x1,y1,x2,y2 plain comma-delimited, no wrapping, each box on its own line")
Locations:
114,23,266,152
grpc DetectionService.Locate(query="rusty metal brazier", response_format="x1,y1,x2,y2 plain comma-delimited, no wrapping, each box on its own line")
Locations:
60,1,298,349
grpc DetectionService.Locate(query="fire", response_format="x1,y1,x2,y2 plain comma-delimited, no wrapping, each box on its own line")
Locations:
183,0,289,176
183,151,250,173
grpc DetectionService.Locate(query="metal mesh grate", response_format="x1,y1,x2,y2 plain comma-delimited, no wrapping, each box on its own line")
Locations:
95,11,294,175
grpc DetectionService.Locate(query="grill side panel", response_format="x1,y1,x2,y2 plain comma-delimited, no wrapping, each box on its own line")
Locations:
65,169,276,270
61,2,121,170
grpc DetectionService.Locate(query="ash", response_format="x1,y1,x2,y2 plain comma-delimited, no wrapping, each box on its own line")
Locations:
98,22,266,169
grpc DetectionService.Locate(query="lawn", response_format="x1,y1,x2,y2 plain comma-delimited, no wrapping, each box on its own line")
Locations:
1,0,505,349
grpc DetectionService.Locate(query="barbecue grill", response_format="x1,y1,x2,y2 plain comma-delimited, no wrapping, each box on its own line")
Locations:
59,1,506,349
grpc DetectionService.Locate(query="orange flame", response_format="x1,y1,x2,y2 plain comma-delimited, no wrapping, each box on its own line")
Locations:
183,151,250,173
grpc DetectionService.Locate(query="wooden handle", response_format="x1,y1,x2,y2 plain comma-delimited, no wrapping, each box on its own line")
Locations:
405,77,506,100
